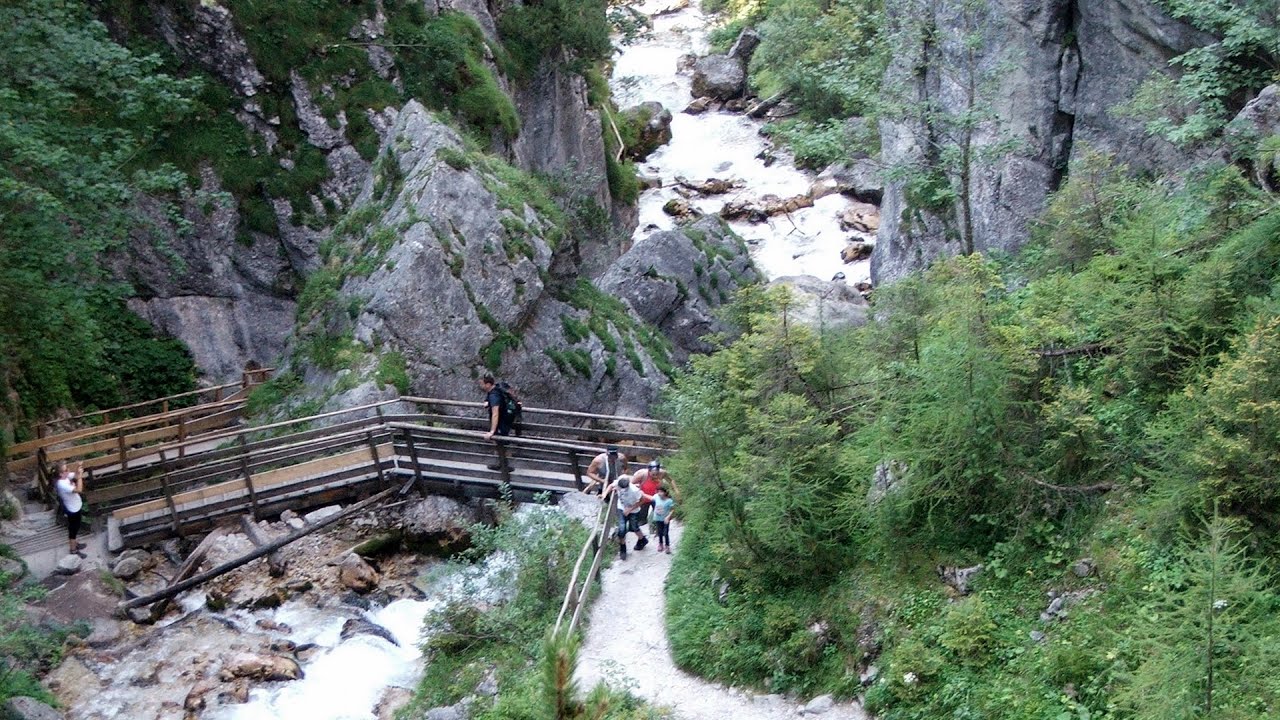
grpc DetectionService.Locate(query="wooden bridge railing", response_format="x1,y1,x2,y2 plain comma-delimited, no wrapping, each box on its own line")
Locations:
553,490,619,640
108,420,649,550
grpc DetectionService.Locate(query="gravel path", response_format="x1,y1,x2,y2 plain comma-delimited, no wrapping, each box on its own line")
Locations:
575,521,869,720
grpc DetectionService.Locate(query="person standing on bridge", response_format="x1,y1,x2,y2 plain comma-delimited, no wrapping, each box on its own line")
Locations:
583,446,627,494
54,461,87,557
481,374,515,441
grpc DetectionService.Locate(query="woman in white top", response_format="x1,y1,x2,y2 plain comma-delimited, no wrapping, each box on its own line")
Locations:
54,461,86,556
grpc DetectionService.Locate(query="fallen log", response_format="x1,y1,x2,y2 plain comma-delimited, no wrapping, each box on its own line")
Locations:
118,486,397,614
747,90,788,119
146,526,230,622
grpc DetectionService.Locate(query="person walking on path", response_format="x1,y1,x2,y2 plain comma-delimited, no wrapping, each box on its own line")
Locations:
651,486,676,554
607,474,653,559
632,460,674,531
54,461,86,557
583,446,627,494
480,374,514,441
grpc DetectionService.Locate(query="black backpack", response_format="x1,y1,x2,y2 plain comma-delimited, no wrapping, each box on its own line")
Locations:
497,382,523,430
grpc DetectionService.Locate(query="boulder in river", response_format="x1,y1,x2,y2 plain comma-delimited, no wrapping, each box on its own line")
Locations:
838,202,880,234
691,54,745,100
727,28,761,63
341,617,400,646
619,101,673,160
841,241,874,264
683,96,712,115
674,176,739,195
817,159,883,204
662,198,698,220
339,553,380,593
219,652,304,682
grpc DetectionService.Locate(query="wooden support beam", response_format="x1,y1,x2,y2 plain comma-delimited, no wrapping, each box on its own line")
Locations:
146,526,230,622
366,431,386,487
157,451,182,538
240,514,287,578
237,435,260,520
404,431,426,494
569,449,583,492
119,486,396,614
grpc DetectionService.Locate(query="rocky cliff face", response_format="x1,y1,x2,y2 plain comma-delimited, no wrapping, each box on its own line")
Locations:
293,103,756,417
872,0,1214,283
106,0,622,385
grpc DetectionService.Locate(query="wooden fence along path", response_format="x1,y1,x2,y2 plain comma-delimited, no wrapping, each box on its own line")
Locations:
66,396,675,551
4,369,274,503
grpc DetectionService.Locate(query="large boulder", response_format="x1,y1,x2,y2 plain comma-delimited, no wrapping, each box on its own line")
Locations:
771,276,869,329
399,496,480,548
597,217,761,359
1226,84,1280,189
338,553,380,594
691,55,746,101
219,653,303,682
620,102,674,160
727,28,762,63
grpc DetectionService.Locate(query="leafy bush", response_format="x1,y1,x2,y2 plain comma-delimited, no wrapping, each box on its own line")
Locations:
498,0,611,77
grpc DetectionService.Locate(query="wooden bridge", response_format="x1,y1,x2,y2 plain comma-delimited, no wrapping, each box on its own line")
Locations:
9,394,673,553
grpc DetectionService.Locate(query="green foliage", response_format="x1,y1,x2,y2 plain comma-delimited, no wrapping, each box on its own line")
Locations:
0,0,199,429
375,350,411,394
750,0,887,119
498,0,611,77
0,576,80,707
761,119,853,170
1127,0,1280,146
244,371,303,417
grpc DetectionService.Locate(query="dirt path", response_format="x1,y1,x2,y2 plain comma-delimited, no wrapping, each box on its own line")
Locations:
576,521,868,720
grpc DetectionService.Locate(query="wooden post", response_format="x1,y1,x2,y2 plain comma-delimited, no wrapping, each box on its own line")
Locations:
157,450,182,538
366,431,386,487
162,399,169,414
178,415,187,457
214,386,223,402
568,449,583,490
117,429,128,470
236,435,260,520
404,431,426,494
36,423,46,439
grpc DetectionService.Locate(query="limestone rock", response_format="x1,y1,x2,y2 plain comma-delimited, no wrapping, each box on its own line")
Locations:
662,198,696,218
219,652,304,682
339,553,380,594
598,218,761,359
771,276,869,329
866,460,906,506
691,54,746,100
1071,557,1096,578
112,556,143,581
838,202,880,233
2,696,64,720
841,241,874,264
938,564,984,596
620,102,674,161
802,694,834,715
85,618,123,648
727,28,761,63
55,554,82,575
340,617,400,646
817,161,882,204
304,505,343,524
683,96,712,115
400,496,479,545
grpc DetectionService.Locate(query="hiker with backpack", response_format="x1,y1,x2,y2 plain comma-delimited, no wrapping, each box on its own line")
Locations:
480,374,516,440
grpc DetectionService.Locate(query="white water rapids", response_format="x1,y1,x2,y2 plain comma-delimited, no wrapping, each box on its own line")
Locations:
616,0,871,286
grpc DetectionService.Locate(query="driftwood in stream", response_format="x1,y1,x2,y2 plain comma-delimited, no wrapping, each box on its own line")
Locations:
240,515,288,578
146,526,231,622
119,487,397,616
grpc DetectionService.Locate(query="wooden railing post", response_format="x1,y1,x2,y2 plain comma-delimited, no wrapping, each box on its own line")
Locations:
236,435,260,520
404,430,426,494
496,441,511,485
366,430,386,487
117,429,128,470
568,449,583,491
178,415,187,457
157,450,182,538
214,386,223,402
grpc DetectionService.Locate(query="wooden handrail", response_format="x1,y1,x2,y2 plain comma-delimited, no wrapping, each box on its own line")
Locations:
9,398,247,459
400,396,675,427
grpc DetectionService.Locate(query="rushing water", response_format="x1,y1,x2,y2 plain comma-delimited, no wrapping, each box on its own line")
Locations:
613,0,872,286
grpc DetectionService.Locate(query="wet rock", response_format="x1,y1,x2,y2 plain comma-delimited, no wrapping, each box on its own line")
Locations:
270,639,297,654
184,680,218,714
112,556,143,581
841,241,874,264
691,54,746,100
727,28,761,63
818,160,883,204
284,578,313,593
809,177,843,201
304,505,343,524
662,198,696,219
674,176,739,195
756,148,777,167
637,173,662,190
339,553,380,594
938,564,983,596
341,591,373,610
126,607,155,625
341,617,400,646
220,678,251,704
55,554,82,575
1072,557,1096,578
619,102,673,161
723,98,749,113
676,53,698,73
802,694,834,715
719,200,766,223
838,202,880,233
760,194,814,216
4,696,65,720
400,496,479,547
219,652,303,682
771,276,869,328
256,618,291,632
85,618,123,647
683,96,712,115
376,687,414,720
